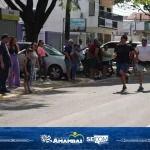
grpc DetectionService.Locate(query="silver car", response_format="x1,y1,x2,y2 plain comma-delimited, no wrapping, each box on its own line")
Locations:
18,42,67,80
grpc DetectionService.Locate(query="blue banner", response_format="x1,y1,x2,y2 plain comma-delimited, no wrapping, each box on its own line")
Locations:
0,127,150,150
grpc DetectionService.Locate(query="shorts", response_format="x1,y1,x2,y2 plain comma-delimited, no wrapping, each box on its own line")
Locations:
116,62,128,77
65,60,72,71
137,61,150,72
24,74,31,81
102,61,109,66
89,58,97,69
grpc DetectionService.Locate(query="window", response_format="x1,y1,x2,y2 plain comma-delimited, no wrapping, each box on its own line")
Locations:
44,45,63,56
89,0,95,16
99,6,104,11
112,21,117,29
107,8,111,12
98,18,105,26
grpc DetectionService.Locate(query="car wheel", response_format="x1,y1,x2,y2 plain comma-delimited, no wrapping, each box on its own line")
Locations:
48,65,63,80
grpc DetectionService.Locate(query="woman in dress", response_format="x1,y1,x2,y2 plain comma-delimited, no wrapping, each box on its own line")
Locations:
7,37,20,87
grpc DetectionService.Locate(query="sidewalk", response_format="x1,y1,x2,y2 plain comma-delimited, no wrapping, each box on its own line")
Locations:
0,77,93,100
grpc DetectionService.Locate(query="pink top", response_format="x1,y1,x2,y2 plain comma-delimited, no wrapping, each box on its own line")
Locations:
37,46,45,57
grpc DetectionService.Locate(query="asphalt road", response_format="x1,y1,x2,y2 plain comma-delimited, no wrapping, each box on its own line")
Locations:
0,74,150,127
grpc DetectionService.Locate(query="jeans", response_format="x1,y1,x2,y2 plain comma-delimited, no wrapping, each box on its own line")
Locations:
30,65,35,87
0,67,9,91
39,57,47,79
72,61,78,80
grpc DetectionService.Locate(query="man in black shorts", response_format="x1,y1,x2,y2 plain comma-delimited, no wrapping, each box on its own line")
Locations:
114,35,135,92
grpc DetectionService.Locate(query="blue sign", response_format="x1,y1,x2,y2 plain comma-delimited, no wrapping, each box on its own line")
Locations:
0,127,150,149
70,18,86,32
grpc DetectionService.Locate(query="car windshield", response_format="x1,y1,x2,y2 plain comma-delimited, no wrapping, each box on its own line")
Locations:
44,45,63,56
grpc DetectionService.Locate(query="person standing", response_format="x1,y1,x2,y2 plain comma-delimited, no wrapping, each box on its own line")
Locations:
78,39,85,62
64,39,74,81
30,42,40,90
7,37,20,87
102,45,112,79
135,38,150,92
37,40,49,82
0,34,11,94
114,35,135,93
88,39,100,79
24,48,33,94
70,44,80,82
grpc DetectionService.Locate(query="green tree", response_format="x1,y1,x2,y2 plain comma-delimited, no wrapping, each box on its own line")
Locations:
59,0,80,44
4,0,57,42
114,0,150,16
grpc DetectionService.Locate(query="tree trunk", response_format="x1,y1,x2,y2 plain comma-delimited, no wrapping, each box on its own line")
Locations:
24,21,41,42
65,0,71,45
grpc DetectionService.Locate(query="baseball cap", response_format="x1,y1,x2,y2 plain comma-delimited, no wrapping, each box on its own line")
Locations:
1,34,10,40
69,39,74,43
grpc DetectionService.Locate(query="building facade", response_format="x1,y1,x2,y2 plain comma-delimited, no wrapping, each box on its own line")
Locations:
114,12,150,42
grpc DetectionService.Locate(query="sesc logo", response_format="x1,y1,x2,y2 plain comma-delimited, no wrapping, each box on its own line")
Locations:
86,135,109,145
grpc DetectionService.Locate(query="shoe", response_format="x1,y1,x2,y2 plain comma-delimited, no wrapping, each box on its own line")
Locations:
44,78,51,82
137,86,144,92
4,90,11,93
121,86,127,93
125,76,129,83
38,78,43,82
0,91,5,94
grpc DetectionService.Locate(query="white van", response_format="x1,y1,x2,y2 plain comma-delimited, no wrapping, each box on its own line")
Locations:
100,41,141,56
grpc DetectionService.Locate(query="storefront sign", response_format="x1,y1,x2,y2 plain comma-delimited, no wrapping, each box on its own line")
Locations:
0,8,20,21
70,18,86,32
105,19,112,28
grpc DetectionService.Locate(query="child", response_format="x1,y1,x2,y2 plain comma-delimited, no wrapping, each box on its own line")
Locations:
24,48,33,94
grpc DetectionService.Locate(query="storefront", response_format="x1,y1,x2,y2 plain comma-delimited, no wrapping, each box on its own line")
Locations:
0,8,19,38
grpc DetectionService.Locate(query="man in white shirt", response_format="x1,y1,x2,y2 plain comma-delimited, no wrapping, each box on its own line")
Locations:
135,38,150,92
78,39,84,61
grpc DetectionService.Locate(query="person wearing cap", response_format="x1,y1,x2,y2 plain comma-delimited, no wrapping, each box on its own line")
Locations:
64,39,74,81
23,48,33,94
0,34,11,94
135,38,150,92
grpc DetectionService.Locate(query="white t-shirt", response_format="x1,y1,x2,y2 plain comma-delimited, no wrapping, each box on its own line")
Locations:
31,51,38,65
78,45,84,60
136,44,150,61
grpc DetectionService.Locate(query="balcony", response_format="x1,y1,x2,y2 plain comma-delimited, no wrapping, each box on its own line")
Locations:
99,10,123,21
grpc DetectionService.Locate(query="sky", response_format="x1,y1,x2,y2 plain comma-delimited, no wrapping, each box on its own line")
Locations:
113,5,138,16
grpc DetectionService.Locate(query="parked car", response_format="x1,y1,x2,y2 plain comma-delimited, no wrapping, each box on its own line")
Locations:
18,42,67,80
100,41,141,61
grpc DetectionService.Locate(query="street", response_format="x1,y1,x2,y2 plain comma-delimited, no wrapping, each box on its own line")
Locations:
0,74,150,127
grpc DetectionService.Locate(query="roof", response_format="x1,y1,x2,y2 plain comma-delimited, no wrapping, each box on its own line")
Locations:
127,12,150,20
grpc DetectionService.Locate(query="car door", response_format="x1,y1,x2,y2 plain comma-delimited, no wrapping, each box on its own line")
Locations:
106,42,118,55
18,43,30,72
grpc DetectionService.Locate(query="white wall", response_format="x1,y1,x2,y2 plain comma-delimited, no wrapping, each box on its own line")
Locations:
118,20,145,34
41,0,99,32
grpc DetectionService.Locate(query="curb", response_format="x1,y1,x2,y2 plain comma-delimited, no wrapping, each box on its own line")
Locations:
0,87,54,100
